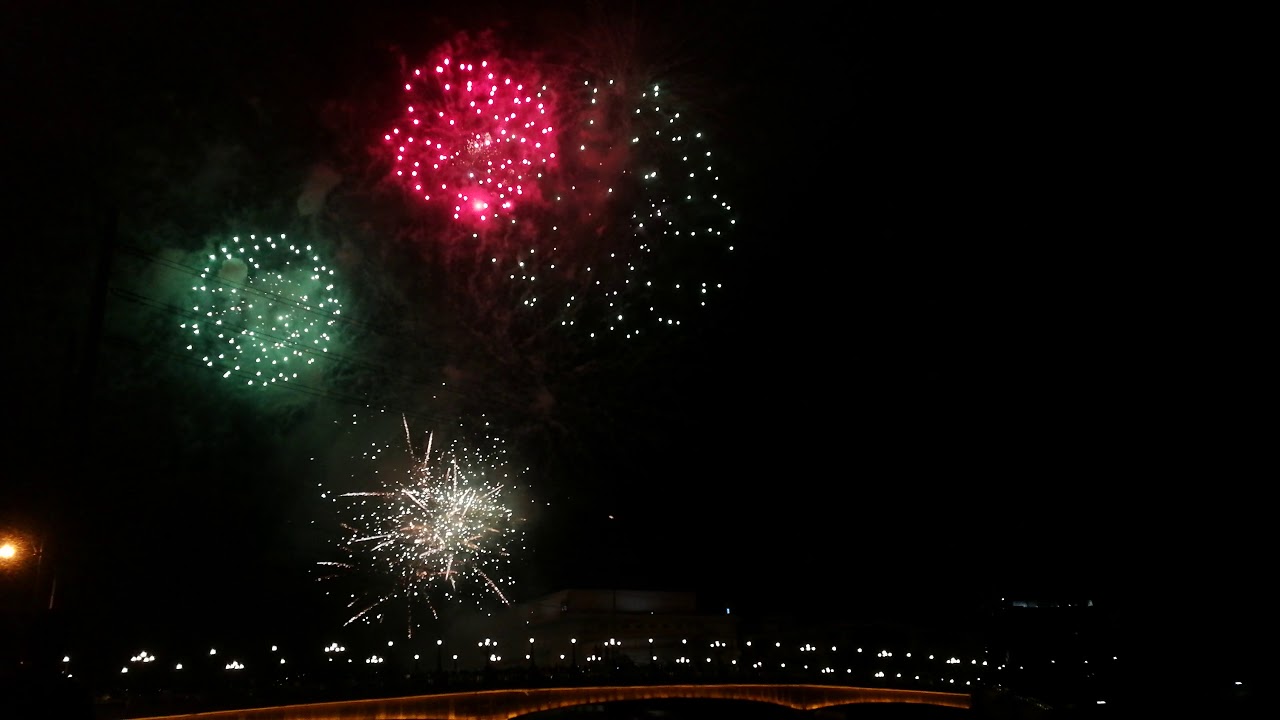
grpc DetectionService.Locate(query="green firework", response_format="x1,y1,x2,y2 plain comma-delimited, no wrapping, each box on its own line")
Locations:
180,233,343,390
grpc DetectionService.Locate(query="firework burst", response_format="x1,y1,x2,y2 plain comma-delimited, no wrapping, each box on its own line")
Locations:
372,24,738,343
550,74,737,336
457,74,739,344
178,233,343,390
382,35,559,227
345,22,741,471
319,414,525,632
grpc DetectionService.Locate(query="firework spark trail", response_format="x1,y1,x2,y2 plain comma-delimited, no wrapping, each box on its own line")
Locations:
478,569,510,605
403,415,417,457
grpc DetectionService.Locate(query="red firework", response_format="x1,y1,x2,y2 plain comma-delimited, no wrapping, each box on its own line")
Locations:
384,54,558,226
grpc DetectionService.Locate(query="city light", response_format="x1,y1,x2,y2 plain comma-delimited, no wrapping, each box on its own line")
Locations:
8,581,1117,715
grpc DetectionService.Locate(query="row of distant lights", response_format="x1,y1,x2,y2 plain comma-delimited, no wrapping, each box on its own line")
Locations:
115,646,290,674
67,643,1142,709
85,640,1120,678
104,637,728,674
745,644,991,685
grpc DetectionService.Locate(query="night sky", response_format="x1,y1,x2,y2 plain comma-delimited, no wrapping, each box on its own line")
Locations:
2,1,1260,677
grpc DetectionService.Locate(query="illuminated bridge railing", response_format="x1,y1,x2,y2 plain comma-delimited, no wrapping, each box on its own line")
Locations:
124,684,971,720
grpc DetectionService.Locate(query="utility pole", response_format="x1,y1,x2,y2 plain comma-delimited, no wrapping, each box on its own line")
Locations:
28,203,117,676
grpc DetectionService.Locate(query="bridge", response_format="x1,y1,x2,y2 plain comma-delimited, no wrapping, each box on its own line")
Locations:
127,684,971,720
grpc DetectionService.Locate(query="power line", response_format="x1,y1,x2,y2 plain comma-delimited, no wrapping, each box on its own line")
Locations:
116,243,388,336
103,240,688,451
103,285,533,421
105,247,624,413
109,286,389,377
97,331,463,430
111,243,508,403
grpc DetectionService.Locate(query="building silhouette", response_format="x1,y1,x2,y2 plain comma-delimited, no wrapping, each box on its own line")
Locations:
440,589,740,670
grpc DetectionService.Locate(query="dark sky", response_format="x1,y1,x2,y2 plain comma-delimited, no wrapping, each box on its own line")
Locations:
2,1,1260,671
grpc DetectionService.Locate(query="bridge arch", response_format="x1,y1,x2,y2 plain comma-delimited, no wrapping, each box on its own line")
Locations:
130,684,970,720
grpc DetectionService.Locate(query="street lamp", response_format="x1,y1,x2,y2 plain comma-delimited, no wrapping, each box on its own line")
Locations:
0,529,31,568
436,640,443,673
1,529,56,618
571,638,577,668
